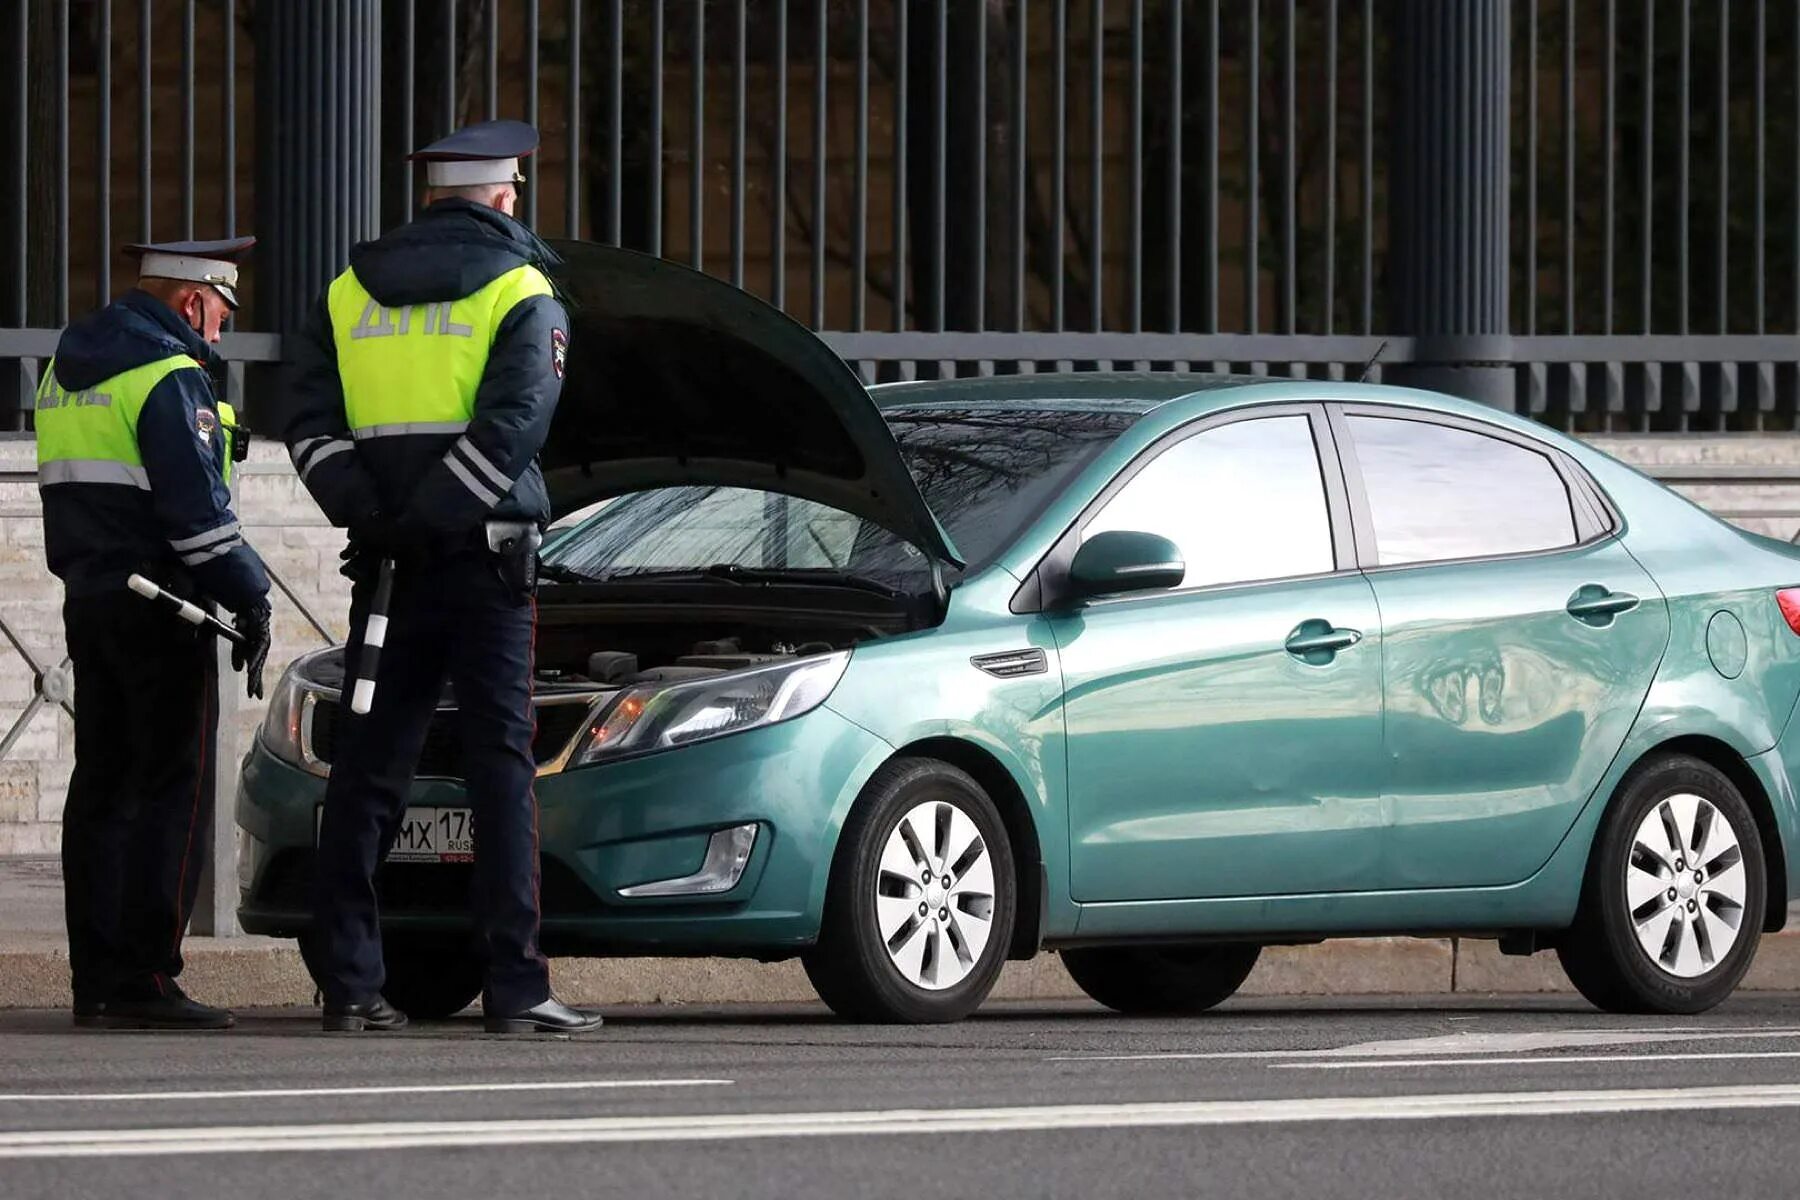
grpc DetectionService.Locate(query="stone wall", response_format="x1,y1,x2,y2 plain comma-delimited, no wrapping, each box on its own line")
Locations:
0,439,351,855
2,432,1799,855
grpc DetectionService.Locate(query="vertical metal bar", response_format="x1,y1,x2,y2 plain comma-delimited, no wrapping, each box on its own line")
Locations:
221,0,234,237
1176,0,1189,330
1641,0,1653,331
55,0,69,320
486,0,499,120
1129,0,1143,332
1360,0,1371,332
1563,0,1574,335
1527,0,1537,333
139,0,151,241
1323,0,1336,335
894,0,909,329
1716,0,1729,334
1089,0,1103,331
610,0,623,245
444,0,456,132
1246,0,1259,334
1052,0,1066,330
9,0,24,325
935,0,947,329
98,0,112,303
180,0,194,239
1603,0,1615,333
1679,0,1690,334
1754,0,1765,332
523,0,536,226
731,0,745,283
568,0,583,239
773,0,788,309
404,0,417,208
852,0,868,329
812,0,826,326
650,0,664,255
690,0,704,269
1015,0,1029,331
1281,0,1294,333
973,0,986,332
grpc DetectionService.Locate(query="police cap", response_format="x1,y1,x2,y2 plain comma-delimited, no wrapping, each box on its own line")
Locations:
407,119,539,188
124,236,256,310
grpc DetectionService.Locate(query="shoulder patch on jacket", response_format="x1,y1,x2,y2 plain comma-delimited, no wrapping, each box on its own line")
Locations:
551,328,568,379
195,406,217,444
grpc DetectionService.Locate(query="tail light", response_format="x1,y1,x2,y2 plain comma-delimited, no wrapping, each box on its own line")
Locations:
1777,590,1800,635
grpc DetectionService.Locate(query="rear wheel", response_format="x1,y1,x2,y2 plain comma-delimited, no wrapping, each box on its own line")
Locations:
1061,944,1262,1015
803,758,1016,1023
1558,755,1765,1014
381,936,484,1020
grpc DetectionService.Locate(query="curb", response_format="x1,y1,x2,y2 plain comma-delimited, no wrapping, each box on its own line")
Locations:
2,930,1795,1010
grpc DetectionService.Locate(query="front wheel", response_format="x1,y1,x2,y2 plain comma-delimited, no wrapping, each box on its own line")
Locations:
803,758,1017,1024
1061,944,1262,1015
1557,754,1765,1014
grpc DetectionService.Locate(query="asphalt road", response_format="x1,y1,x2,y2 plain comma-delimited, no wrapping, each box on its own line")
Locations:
4,994,1800,1199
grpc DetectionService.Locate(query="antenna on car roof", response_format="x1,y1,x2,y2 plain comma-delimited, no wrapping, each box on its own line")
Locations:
1355,339,1389,383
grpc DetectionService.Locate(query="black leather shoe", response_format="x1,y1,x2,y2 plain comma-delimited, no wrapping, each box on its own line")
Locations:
103,983,234,1031
322,996,409,1032
484,997,604,1034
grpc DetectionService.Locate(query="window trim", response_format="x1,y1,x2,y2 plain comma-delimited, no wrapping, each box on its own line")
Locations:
1326,403,1622,574
1013,402,1357,613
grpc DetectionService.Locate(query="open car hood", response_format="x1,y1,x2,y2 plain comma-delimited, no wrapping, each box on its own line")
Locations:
540,241,961,567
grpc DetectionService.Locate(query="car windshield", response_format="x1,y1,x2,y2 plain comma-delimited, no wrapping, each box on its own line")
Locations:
540,407,1135,584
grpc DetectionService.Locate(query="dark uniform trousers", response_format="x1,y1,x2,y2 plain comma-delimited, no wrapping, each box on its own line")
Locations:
62,591,218,1007
308,549,551,1015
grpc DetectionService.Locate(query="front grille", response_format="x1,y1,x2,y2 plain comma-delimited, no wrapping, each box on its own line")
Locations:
308,696,593,777
253,849,606,916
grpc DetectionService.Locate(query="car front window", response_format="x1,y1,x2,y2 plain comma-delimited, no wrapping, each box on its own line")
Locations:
540,407,1135,582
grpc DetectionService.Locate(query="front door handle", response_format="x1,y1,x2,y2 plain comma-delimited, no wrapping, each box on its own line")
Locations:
1567,585,1640,626
1284,620,1363,664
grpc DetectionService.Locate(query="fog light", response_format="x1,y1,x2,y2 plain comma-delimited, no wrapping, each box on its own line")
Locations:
235,827,258,894
617,824,758,898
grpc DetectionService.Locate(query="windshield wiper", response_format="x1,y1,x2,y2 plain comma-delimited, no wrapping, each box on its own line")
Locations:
696,563,904,597
537,561,603,584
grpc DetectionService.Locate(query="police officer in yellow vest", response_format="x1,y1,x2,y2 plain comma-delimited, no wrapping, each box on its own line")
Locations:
36,238,273,1030
285,121,600,1034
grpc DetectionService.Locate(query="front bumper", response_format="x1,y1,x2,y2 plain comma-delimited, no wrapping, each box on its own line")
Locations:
235,705,893,956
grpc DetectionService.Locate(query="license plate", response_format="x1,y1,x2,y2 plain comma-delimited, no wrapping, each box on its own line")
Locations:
314,805,476,864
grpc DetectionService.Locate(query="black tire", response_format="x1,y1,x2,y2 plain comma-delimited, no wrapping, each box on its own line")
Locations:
1060,943,1262,1015
803,758,1017,1024
1558,754,1766,1015
380,936,485,1020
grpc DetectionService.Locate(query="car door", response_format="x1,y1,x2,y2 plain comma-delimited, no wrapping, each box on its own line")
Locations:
1332,405,1671,890
1047,406,1388,902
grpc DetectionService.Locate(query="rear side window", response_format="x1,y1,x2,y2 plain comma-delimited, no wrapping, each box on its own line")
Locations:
1345,415,1578,566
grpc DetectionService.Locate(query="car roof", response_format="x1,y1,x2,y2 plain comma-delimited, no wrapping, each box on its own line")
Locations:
870,372,1270,415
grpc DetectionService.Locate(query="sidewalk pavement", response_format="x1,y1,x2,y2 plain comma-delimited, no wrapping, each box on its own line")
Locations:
3,856,1796,1010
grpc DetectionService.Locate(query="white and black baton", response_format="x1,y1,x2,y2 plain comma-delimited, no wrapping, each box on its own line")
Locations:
349,557,394,715
127,574,245,645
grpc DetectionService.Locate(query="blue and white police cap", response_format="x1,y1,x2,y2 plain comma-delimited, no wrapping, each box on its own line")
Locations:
407,119,539,187
124,236,255,309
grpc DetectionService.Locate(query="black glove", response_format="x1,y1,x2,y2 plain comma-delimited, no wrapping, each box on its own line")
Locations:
232,599,272,700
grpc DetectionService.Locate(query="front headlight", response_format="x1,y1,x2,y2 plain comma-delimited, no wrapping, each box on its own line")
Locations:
259,664,330,776
571,651,851,766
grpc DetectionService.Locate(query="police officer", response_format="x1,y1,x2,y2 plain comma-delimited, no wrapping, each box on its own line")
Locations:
37,238,273,1030
285,120,601,1034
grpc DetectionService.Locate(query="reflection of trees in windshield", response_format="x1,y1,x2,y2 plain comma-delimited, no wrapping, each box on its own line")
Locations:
542,408,1133,580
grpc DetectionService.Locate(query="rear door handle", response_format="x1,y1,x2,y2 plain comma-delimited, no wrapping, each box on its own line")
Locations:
1284,620,1363,664
1567,586,1640,625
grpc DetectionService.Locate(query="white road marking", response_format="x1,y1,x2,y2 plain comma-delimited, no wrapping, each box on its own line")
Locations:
0,1079,733,1104
1277,1050,1800,1071
5,1084,1800,1158
1051,1027,1800,1063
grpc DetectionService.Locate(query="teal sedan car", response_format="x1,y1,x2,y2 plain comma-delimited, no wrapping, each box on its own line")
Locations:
239,249,1800,1023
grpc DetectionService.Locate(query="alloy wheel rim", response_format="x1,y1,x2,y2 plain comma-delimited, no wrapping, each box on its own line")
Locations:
1625,792,1748,979
873,800,997,991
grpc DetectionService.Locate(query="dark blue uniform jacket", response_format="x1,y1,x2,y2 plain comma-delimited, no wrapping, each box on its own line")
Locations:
284,199,567,546
41,290,269,610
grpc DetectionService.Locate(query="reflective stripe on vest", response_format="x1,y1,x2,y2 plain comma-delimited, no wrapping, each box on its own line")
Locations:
35,353,199,484
218,398,239,487
326,264,553,435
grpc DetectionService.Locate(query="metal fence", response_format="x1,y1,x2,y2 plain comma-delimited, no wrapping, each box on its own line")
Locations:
4,0,1800,432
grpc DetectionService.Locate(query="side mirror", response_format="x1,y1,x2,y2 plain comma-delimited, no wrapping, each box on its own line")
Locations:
1064,530,1186,599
